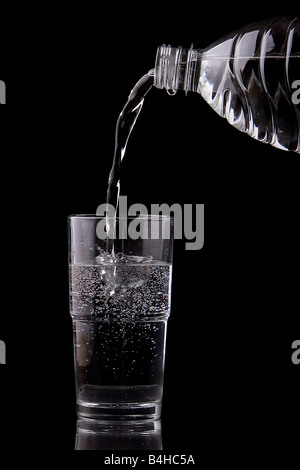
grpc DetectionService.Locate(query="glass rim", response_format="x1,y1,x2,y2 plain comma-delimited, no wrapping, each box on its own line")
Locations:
68,214,174,221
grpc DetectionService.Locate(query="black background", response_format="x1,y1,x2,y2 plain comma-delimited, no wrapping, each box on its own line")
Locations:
0,3,299,461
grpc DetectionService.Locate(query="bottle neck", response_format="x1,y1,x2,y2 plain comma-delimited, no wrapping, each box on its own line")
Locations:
154,45,201,94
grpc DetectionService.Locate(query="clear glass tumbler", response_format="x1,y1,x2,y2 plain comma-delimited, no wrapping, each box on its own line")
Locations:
68,215,173,420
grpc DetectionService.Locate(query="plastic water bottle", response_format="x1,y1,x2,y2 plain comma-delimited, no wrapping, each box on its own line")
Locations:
154,16,300,153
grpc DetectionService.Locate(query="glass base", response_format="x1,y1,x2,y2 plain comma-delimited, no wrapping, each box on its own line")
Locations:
77,400,162,420
75,416,162,450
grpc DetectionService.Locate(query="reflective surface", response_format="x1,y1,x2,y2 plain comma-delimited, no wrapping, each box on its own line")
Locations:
75,418,162,450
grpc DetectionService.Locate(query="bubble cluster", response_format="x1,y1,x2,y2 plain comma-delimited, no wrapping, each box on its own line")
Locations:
71,252,171,411
69,253,171,319
73,318,166,406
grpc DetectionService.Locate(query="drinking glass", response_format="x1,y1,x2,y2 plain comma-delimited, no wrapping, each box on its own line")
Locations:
68,215,173,419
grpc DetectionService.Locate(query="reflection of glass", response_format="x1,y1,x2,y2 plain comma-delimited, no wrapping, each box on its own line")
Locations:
75,418,162,450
